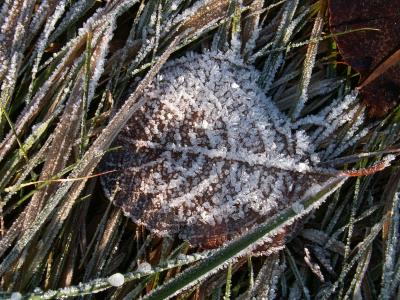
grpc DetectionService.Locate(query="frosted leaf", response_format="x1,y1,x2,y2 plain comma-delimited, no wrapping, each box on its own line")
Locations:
101,51,338,248
107,273,125,287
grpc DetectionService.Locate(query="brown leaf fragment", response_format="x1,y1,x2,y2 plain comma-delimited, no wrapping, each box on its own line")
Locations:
329,0,400,117
180,0,230,33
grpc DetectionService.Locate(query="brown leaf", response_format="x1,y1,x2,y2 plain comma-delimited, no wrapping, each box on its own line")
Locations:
329,0,400,117
101,51,337,249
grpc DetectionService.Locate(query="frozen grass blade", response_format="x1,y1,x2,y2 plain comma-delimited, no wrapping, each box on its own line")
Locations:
286,248,310,300
380,172,400,300
245,253,282,299
223,264,232,300
7,252,211,299
291,0,325,119
258,0,299,92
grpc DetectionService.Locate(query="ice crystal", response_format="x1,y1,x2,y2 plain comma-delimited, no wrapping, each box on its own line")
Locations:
10,292,22,300
107,273,125,287
137,262,152,274
101,51,341,247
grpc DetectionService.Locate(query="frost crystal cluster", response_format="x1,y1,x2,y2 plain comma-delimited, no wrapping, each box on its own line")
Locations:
102,51,336,247
107,273,125,287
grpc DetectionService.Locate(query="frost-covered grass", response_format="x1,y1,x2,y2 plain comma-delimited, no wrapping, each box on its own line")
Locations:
0,0,399,299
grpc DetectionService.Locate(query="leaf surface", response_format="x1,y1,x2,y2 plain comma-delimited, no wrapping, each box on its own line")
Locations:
329,0,400,117
101,52,336,248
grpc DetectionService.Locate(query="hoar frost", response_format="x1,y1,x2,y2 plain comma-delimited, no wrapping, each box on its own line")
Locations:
107,273,125,287
10,292,22,300
101,51,343,247
137,262,152,273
